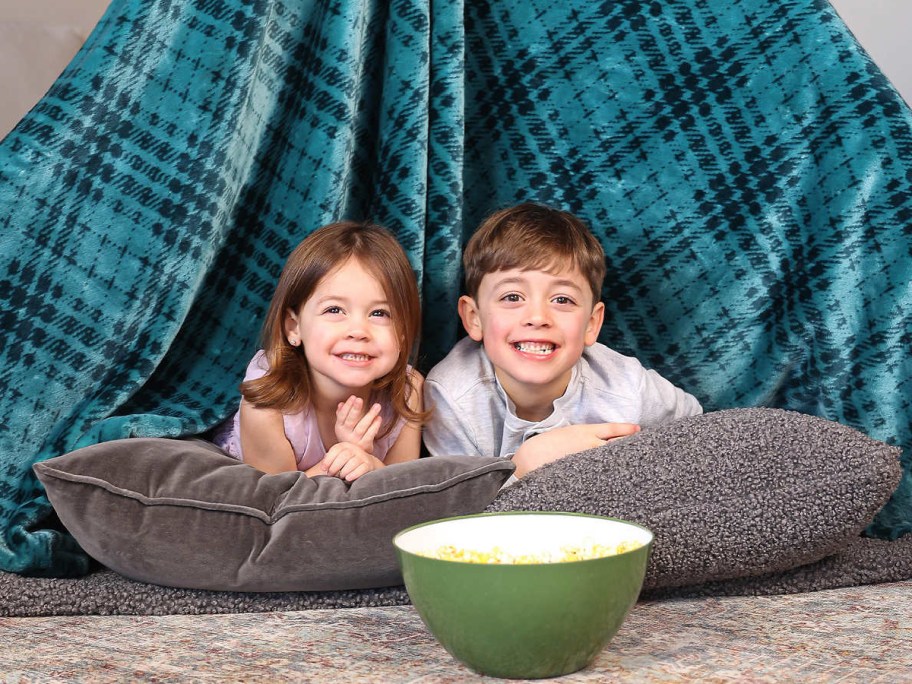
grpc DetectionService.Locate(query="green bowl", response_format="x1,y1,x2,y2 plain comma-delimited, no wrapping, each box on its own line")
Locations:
394,511,653,679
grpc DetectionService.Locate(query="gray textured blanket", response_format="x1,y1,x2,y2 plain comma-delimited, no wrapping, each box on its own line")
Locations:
3,536,912,617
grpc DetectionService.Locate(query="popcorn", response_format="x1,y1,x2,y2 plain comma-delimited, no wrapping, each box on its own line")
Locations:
421,540,643,564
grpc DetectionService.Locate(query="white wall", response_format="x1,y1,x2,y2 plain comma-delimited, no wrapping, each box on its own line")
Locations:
0,0,112,138
829,0,912,106
0,0,110,31
0,1,909,140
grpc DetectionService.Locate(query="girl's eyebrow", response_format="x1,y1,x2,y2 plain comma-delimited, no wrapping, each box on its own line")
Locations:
313,294,391,307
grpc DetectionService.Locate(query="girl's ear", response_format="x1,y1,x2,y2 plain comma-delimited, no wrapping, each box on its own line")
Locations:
584,301,605,346
458,295,484,341
284,307,302,346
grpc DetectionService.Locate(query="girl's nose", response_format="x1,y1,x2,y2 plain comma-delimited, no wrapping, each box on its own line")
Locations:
346,319,370,339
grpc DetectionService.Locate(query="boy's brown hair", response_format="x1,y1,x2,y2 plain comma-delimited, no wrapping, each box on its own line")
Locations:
462,202,606,305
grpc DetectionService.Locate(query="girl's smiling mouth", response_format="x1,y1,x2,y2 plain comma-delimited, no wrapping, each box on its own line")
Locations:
338,353,373,362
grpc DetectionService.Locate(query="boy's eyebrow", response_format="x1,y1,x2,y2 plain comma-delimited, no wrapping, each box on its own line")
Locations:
488,274,584,292
548,278,584,291
489,276,526,287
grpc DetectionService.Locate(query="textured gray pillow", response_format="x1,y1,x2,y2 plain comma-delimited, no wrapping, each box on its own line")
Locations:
34,438,515,592
487,408,902,590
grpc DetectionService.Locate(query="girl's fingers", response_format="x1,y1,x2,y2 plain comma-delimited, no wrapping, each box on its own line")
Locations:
336,396,363,427
324,443,374,479
323,444,350,475
322,453,341,476
354,403,382,435
324,443,376,482
338,458,355,480
343,463,368,482
340,455,373,481
363,414,382,444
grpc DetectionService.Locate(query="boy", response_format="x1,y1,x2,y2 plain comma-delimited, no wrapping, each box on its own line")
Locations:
423,202,702,478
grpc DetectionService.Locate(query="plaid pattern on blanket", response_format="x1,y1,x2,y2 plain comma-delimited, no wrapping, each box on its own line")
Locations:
1,0,910,575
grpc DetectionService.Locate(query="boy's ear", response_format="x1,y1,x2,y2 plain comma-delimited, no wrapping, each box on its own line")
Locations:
584,301,605,346
458,295,484,341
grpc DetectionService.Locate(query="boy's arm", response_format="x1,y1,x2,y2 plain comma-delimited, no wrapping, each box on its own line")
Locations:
638,368,702,425
511,423,640,478
423,377,483,458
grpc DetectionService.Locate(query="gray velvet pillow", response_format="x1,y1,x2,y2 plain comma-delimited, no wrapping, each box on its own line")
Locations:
487,408,902,590
34,438,515,592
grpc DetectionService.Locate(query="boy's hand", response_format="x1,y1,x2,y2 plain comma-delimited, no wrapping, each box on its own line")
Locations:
335,396,382,453
321,441,384,482
512,423,640,478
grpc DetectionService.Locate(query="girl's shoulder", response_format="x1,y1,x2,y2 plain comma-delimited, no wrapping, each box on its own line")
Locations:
406,365,424,400
406,364,424,385
244,349,270,381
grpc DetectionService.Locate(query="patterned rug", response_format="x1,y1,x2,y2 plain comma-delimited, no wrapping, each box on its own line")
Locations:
2,580,910,682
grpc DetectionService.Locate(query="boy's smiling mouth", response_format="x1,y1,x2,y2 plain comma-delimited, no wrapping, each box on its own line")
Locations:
513,341,556,355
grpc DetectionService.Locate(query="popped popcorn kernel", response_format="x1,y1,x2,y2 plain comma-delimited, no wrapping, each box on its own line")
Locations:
420,540,643,564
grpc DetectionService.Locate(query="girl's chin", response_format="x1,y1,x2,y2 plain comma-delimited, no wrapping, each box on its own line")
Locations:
326,363,394,386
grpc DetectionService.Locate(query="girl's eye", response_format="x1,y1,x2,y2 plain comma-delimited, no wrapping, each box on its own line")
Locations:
370,309,391,318
323,306,343,315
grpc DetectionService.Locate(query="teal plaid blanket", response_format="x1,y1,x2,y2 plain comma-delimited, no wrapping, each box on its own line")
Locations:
1,0,910,575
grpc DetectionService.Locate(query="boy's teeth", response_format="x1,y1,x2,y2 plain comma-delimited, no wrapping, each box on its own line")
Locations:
514,342,554,355
340,353,370,361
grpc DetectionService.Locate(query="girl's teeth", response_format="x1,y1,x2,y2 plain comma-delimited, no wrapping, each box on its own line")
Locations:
341,354,370,361
514,342,554,355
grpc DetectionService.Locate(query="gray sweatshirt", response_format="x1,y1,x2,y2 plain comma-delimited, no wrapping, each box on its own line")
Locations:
424,336,702,459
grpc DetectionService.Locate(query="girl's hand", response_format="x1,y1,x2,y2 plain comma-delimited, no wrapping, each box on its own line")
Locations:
321,441,383,482
335,396,382,453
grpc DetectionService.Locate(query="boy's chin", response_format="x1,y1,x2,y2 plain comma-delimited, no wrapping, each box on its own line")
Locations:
495,366,573,398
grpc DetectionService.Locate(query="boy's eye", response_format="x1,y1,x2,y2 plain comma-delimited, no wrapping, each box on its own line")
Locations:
501,293,522,302
552,296,576,305
323,306,343,315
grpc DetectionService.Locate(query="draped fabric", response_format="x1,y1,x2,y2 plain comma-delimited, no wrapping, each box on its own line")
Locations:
1,0,910,575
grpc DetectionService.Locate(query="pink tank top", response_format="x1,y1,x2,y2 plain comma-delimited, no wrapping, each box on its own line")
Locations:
212,350,407,471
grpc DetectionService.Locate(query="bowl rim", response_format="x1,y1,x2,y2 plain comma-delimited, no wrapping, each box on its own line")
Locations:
393,510,654,564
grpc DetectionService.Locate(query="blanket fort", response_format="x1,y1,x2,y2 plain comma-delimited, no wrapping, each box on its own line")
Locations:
1,0,910,575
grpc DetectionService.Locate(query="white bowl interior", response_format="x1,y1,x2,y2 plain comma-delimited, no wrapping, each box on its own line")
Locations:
395,513,653,559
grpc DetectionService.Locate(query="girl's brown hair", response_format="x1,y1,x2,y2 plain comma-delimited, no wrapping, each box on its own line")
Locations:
463,202,606,305
241,221,426,434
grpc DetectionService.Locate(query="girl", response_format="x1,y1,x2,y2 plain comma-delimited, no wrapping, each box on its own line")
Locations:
213,221,427,480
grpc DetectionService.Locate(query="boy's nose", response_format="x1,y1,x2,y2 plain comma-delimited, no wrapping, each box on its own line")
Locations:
523,302,552,326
